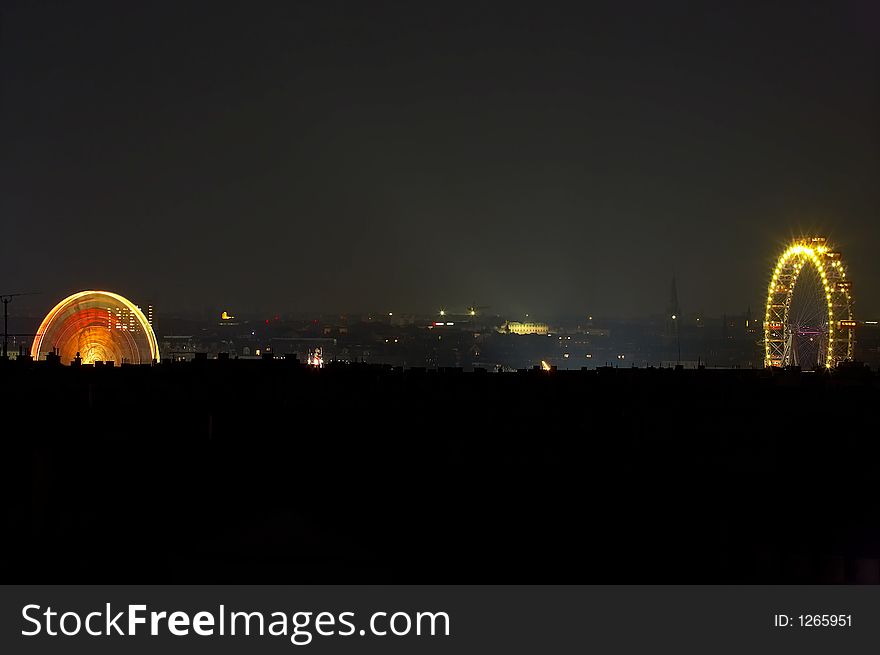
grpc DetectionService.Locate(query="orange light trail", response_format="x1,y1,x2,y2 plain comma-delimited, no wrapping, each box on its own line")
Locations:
31,290,159,365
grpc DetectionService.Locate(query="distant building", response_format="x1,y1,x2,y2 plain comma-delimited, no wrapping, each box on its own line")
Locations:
218,310,239,326
722,308,758,340
500,321,550,336
161,335,196,361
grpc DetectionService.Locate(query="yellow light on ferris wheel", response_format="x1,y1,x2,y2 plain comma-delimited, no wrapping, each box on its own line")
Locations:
763,238,854,369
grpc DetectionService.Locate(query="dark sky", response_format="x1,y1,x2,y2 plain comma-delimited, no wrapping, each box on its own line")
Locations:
2,0,878,319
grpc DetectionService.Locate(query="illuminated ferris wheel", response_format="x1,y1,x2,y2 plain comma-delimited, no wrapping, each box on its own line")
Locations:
31,290,159,365
764,237,855,368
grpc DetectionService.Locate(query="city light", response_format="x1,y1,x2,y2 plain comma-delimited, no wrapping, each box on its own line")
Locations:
308,347,324,368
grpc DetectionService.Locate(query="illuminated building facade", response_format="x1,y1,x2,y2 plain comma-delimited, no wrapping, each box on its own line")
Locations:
501,321,550,336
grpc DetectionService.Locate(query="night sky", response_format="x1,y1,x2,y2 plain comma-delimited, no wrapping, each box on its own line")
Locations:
2,1,878,319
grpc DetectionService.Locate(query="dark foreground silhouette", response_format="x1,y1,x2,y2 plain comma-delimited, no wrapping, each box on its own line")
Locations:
3,356,879,583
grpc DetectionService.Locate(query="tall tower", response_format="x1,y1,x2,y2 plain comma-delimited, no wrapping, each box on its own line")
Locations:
664,275,683,364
